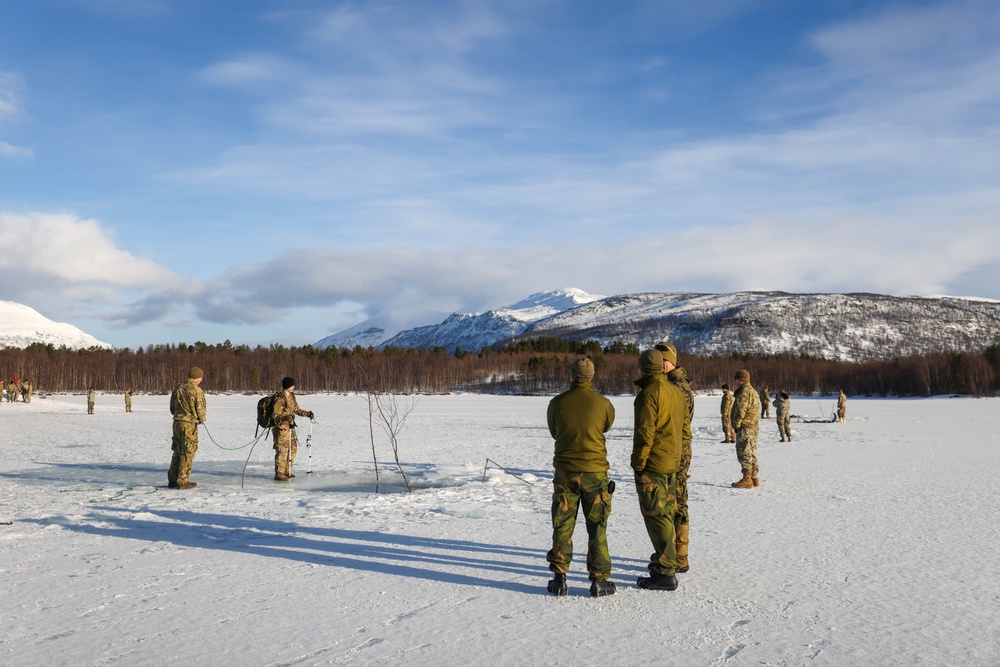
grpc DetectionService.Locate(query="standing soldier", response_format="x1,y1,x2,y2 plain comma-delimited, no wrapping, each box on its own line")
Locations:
124,388,133,413
271,377,315,481
545,357,617,598
837,389,847,422
8,378,18,402
655,342,694,574
720,384,735,443
168,368,206,490
87,387,96,414
22,379,32,403
759,384,771,419
632,349,687,591
731,370,761,488
774,390,792,442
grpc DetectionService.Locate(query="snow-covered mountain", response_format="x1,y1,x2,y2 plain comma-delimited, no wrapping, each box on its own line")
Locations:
0,301,112,350
368,290,1000,361
381,288,605,351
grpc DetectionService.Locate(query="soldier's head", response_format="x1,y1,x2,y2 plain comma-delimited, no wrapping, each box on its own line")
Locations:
654,341,677,372
570,357,595,383
780,390,789,399
734,369,750,385
638,349,663,376
282,376,296,392
189,367,204,384
721,383,730,391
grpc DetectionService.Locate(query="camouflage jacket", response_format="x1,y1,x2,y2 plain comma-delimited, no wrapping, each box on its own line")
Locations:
271,390,310,430
631,370,686,474
774,395,790,419
721,390,734,417
759,388,771,407
547,381,615,473
731,383,761,432
838,392,847,410
667,366,694,446
170,379,206,424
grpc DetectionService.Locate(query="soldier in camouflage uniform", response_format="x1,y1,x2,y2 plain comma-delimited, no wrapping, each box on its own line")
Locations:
545,358,617,597
632,349,687,591
168,368,206,489
271,377,315,481
837,389,847,422
655,342,694,574
22,380,32,403
730,370,761,488
124,388,133,413
759,385,771,419
87,387,96,414
774,390,792,442
720,384,735,443
8,379,18,402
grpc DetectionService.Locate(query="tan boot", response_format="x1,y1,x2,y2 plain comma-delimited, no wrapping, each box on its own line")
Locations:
752,475,760,487
675,523,690,573
731,473,753,489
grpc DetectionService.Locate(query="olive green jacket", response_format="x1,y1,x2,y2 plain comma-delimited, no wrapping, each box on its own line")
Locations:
547,381,616,472
667,366,694,446
631,371,686,473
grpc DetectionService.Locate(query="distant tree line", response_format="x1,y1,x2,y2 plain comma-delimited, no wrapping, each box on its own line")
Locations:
2,338,999,398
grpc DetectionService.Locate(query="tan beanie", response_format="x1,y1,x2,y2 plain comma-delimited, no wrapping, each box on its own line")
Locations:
654,341,677,366
189,367,204,379
734,369,750,382
639,349,663,374
571,358,595,382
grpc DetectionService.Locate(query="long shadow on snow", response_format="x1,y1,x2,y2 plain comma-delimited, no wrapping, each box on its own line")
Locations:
29,507,549,595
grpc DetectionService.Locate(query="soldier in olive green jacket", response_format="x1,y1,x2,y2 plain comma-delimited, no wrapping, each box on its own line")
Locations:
545,358,617,597
632,349,687,591
655,341,694,573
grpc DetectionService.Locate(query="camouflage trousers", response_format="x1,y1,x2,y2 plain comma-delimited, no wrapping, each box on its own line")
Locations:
125,397,132,412
735,428,759,476
675,440,692,526
546,470,613,581
777,414,791,440
721,415,734,441
635,470,677,575
168,420,199,485
273,426,299,477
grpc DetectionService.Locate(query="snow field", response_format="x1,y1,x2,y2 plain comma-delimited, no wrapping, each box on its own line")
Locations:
1,392,998,666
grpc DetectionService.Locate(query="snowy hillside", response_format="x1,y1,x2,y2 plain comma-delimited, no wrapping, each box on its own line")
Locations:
381,288,604,350
0,301,112,350
375,290,1000,361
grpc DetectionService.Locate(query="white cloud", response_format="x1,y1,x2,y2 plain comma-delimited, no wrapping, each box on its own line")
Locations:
0,213,180,314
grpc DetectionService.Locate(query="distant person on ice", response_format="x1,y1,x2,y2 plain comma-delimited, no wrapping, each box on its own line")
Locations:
544,357,617,598
759,384,771,419
837,389,847,422
22,379,32,403
730,370,761,489
168,367,206,490
632,349,687,591
271,377,315,482
8,378,18,402
720,384,735,443
774,390,792,442
124,387,133,413
87,386,96,414
655,341,694,574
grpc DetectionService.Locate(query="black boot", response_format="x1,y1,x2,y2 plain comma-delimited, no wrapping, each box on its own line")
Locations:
637,572,678,591
589,579,616,598
547,573,568,596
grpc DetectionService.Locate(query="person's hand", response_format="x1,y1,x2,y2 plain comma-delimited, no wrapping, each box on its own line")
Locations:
308,411,315,420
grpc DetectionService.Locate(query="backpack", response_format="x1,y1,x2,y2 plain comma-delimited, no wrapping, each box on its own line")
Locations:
256,392,281,436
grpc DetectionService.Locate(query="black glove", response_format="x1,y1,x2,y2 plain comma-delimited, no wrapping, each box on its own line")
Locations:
307,411,315,420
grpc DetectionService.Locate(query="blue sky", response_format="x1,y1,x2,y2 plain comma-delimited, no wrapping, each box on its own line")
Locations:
2,0,999,348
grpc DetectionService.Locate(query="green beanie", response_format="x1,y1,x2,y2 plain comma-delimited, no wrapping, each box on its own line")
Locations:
639,349,663,374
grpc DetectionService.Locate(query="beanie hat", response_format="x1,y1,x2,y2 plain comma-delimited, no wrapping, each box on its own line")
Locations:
639,349,663,374
571,358,595,382
189,367,204,379
734,369,750,382
282,376,295,390
654,341,677,366
721,383,729,390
